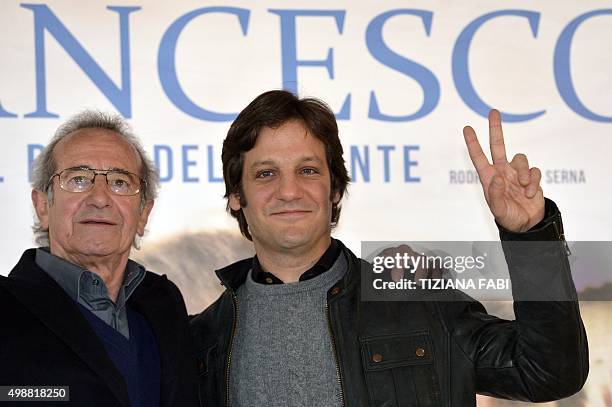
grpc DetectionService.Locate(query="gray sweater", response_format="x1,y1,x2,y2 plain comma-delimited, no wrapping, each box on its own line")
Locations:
229,253,347,407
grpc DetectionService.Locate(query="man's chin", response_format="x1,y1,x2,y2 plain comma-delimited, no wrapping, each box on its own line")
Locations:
271,230,325,253
251,230,308,252
71,241,123,258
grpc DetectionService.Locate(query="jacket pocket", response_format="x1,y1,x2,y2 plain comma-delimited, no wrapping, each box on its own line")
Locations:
360,331,441,407
196,343,221,406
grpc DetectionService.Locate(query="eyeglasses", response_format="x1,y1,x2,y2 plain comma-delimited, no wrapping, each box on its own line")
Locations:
48,167,146,196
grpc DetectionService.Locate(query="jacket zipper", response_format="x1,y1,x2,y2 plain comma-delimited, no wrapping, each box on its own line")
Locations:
225,292,239,407
326,300,346,407
552,217,571,256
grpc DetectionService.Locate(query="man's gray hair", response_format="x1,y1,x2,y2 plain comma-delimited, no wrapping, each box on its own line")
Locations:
31,110,160,246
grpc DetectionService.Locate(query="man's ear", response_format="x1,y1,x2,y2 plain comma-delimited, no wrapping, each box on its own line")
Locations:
229,193,242,211
137,200,154,236
32,189,49,230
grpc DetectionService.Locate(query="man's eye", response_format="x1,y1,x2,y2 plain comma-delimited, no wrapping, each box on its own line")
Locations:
109,178,132,191
256,170,274,178
71,176,88,184
64,175,92,191
301,168,318,175
111,179,128,187
69,176,91,186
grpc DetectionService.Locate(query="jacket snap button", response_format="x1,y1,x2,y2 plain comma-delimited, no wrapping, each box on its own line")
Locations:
416,347,426,357
330,287,341,295
372,353,383,363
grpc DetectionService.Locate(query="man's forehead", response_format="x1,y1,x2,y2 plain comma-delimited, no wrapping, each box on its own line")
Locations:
261,118,309,135
57,127,125,147
54,128,141,170
247,120,325,157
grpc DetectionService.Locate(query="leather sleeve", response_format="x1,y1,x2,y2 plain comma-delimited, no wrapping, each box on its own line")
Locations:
440,198,589,402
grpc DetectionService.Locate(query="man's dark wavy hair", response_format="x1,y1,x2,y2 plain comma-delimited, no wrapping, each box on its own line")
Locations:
222,90,350,241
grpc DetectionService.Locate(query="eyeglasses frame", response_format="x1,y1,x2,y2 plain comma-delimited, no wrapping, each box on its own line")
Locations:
47,166,147,196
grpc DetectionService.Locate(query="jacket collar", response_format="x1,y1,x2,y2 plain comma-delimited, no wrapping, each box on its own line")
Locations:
215,257,252,291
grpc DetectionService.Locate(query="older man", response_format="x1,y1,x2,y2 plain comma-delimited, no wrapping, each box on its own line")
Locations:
0,112,197,407
191,90,588,406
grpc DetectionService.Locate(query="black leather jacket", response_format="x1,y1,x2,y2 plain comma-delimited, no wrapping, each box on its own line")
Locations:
190,203,588,406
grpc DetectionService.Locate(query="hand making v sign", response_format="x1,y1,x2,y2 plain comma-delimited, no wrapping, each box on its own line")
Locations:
463,109,545,233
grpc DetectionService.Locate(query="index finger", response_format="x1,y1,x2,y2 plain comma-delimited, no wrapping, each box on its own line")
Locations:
488,109,507,164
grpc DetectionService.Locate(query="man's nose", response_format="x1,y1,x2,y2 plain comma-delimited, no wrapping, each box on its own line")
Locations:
85,174,112,208
276,173,303,201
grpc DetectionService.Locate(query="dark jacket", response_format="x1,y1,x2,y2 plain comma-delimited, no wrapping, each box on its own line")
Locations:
0,249,198,407
191,203,588,407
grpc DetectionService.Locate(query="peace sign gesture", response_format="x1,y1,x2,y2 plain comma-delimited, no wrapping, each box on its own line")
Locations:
463,110,545,233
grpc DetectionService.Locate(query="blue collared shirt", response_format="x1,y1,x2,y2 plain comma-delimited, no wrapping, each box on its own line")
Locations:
35,248,146,339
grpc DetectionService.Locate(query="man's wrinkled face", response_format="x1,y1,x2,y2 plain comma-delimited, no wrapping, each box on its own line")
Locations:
32,129,153,264
229,119,339,254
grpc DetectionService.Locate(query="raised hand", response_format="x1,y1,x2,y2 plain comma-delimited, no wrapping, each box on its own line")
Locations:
463,109,545,233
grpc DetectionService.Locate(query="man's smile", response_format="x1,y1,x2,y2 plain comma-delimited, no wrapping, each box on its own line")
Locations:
76,217,118,226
